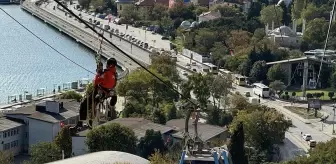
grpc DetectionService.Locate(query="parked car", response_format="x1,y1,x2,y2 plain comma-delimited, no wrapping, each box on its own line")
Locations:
303,134,312,141
144,43,149,49
244,91,251,97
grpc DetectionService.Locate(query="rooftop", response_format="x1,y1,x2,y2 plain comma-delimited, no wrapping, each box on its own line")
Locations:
0,117,23,131
76,118,174,138
6,99,80,124
166,119,227,141
266,56,333,65
46,151,150,164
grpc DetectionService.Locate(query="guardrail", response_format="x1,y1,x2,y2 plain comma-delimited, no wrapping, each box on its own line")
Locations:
21,3,129,80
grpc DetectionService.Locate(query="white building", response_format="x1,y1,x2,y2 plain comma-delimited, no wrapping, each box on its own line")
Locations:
5,99,80,153
265,19,305,48
0,118,24,156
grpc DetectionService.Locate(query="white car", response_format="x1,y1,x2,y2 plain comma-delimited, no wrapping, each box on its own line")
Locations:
302,134,312,141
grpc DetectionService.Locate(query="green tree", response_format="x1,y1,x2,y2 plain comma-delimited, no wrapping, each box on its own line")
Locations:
331,72,336,89
230,93,250,110
210,42,229,66
211,5,241,17
250,60,268,82
78,0,91,9
150,4,169,21
228,30,252,52
168,0,195,20
328,92,334,100
228,122,248,164
260,6,283,26
302,18,328,49
267,64,286,82
0,151,13,164
164,103,177,120
60,90,82,101
151,109,167,124
300,3,323,22
291,0,305,19
30,142,62,164
194,29,217,55
54,126,72,158
188,73,211,109
150,52,179,84
122,99,147,117
230,108,292,157
138,129,165,159
90,0,104,9
86,123,137,153
210,75,233,109
269,80,286,95
120,5,138,22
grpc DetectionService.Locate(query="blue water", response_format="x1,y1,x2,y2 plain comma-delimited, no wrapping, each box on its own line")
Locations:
0,5,116,104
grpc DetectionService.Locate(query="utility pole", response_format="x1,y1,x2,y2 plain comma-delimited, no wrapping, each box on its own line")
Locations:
333,104,335,134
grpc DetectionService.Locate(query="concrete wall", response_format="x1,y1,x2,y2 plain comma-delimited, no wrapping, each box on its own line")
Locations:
28,118,53,151
72,136,88,156
0,125,25,156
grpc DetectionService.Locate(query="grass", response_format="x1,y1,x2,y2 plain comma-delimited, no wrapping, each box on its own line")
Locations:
284,106,322,119
171,37,184,53
283,88,335,101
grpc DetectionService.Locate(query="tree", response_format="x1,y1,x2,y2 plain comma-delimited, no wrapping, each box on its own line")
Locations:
30,142,62,164
86,123,137,153
230,108,292,158
123,99,147,117
149,151,175,164
194,29,217,55
150,53,179,84
302,18,328,49
151,109,167,124
138,129,165,159
250,60,268,82
300,3,323,22
211,5,241,17
260,6,283,26
228,122,248,164
120,5,138,22
269,80,286,95
284,138,336,164
151,4,169,21
0,151,13,164
328,92,334,100
331,72,336,89
210,75,233,109
210,42,229,66
267,64,286,82
188,73,211,109
230,93,250,110
54,126,72,158
78,0,91,9
59,90,82,102
90,0,104,9
164,103,177,120
228,30,252,52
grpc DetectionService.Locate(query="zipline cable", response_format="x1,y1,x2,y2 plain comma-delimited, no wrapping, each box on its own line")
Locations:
0,7,96,75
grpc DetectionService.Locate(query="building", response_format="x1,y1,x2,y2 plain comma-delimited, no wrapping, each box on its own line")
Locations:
182,48,211,63
0,117,24,156
266,56,333,96
166,118,228,146
46,151,150,164
169,0,190,8
5,99,80,153
116,0,134,14
71,118,174,156
197,10,221,23
265,19,305,48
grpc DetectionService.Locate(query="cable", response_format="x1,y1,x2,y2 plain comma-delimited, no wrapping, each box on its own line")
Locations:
52,0,199,107
315,0,336,89
0,7,96,75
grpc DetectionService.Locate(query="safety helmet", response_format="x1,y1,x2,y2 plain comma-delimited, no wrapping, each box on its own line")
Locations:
107,58,117,66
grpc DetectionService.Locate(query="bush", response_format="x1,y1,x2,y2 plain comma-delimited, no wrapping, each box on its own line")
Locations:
285,91,288,95
306,93,313,98
328,92,334,100
291,92,296,97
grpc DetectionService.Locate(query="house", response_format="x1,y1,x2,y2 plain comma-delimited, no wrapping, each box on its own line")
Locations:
197,10,221,23
71,118,175,156
0,117,24,156
116,0,134,14
166,118,228,146
46,151,150,164
169,0,191,8
5,99,80,153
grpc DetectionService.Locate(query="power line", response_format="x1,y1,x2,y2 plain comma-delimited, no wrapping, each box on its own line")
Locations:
315,0,336,88
52,0,200,107
0,7,96,75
